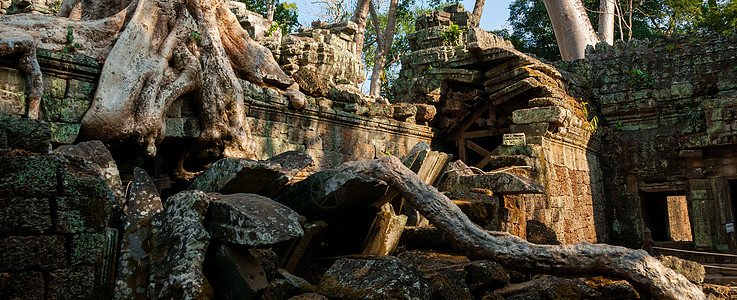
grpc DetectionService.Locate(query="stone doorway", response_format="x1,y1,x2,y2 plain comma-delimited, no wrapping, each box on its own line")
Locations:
642,192,693,242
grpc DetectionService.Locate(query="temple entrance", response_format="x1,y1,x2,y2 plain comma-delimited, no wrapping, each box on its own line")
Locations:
642,192,693,242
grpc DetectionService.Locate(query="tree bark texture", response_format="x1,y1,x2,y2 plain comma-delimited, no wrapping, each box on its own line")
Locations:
338,156,706,300
598,0,615,44
266,0,276,21
368,0,397,97
351,0,371,56
542,0,600,60
472,0,485,26
1,0,305,159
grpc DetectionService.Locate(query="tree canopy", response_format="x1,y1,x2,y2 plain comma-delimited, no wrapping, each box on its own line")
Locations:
239,0,301,35
502,0,737,61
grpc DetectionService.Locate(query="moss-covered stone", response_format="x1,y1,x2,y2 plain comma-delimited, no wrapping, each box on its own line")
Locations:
70,233,105,265
49,122,81,144
41,96,91,123
320,257,432,299
0,153,58,197
0,113,52,153
0,197,51,235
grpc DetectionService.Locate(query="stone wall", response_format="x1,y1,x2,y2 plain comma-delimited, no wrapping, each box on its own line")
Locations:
393,6,606,244
0,115,115,299
166,80,440,170
0,49,99,144
565,35,737,249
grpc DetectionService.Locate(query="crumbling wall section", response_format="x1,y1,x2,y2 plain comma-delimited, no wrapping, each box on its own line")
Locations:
568,35,737,249
0,115,115,299
393,5,606,244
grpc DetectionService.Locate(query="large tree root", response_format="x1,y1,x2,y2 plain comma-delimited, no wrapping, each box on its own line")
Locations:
3,0,304,158
338,156,706,300
0,31,43,119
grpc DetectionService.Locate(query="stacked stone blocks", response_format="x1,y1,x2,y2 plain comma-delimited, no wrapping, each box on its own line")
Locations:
0,115,113,299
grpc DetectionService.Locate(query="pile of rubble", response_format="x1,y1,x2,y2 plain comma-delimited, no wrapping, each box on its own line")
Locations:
1,114,729,299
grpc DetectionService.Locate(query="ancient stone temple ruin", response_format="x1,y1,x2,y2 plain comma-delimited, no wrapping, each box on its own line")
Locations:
1,2,736,299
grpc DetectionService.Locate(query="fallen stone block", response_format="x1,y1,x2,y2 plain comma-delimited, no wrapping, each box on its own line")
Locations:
447,172,546,195
362,203,407,256
260,151,314,197
208,193,303,246
189,158,281,194
55,140,124,207
494,275,638,300
114,167,163,300
276,170,388,221
319,257,432,299
148,190,212,299
657,255,705,284
124,167,163,229
208,244,268,300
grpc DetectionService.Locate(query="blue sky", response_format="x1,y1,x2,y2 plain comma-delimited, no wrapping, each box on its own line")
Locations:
293,0,514,32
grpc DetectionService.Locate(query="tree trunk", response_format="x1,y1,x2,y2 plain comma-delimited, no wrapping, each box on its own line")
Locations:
338,156,706,300
351,0,371,56
598,0,615,44
368,0,397,98
2,0,304,161
542,0,600,60
266,0,277,21
472,0,485,26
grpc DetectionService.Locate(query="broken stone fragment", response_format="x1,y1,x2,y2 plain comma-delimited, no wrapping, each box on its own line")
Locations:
275,170,389,221
362,203,407,256
319,257,432,299
512,106,571,125
113,167,163,300
494,275,639,299
55,140,124,207
207,193,303,246
441,172,546,195
148,190,212,299
189,157,282,194
123,167,163,228
208,244,268,299
260,151,314,198
657,255,705,284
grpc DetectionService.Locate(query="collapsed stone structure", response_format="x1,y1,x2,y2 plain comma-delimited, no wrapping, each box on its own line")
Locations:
1,2,737,299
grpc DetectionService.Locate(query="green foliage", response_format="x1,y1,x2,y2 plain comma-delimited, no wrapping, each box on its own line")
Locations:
267,22,282,36
238,0,300,35
442,23,463,46
503,0,737,61
63,26,80,53
683,103,705,131
582,102,598,132
189,32,202,43
628,69,653,88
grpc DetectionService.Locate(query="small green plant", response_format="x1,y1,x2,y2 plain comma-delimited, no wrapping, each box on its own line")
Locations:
683,104,705,132
63,26,80,53
266,22,282,37
581,102,598,132
442,24,462,46
628,69,652,88
50,0,61,14
612,120,624,131
189,32,202,43
731,66,737,72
